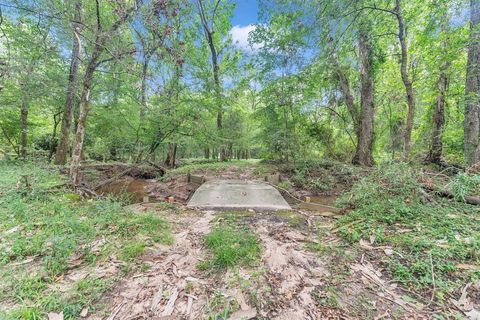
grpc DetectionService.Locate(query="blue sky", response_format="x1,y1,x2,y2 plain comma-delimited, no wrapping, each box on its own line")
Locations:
232,0,258,26
230,0,260,51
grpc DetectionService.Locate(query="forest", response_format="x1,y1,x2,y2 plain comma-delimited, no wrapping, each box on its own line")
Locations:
0,0,480,319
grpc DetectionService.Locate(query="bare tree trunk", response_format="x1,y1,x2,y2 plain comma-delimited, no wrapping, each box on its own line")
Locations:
140,55,150,119
353,29,375,166
70,38,103,185
48,111,62,161
465,0,480,166
20,95,28,159
55,1,82,165
331,51,359,136
428,11,450,164
164,143,177,168
395,0,416,160
428,72,448,164
196,0,225,161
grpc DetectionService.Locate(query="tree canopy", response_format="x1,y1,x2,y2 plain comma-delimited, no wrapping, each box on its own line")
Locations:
0,0,479,180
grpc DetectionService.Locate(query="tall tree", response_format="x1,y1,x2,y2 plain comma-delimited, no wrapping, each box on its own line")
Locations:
55,0,82,165
70,0,137,185
465,0,480,166
393,0,416,160
427,5,450,164
353,26,375,166
196,0,225,161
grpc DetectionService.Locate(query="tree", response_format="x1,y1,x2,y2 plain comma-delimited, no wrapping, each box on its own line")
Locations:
393,0,416,160
427,3,450,164
465,0,480,166
196,0,226,161
70,0,138,185
55,0,82,165
353,26,375,166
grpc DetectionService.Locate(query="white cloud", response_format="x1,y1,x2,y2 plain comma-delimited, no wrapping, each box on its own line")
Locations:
230,24,261,51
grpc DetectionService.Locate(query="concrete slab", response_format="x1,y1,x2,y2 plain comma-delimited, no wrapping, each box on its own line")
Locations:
187,179,291,211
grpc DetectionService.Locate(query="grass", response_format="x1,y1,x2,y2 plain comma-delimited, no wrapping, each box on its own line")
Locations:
164,159,265,177
0,160,173,319
200,213,261,270
278,159,363,192
335,163,480,301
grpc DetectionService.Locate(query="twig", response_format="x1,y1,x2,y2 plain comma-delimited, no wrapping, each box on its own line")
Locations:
429,252,436,303
94,166,136,190
331,218,366,233
107,302,126,320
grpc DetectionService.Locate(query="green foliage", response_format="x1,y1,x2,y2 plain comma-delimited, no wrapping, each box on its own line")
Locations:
280,159,361,192
336,164,480,295
201,215,261,269
119,242,146,262
165,159,262,177
0,161,172,318
447,172,480,200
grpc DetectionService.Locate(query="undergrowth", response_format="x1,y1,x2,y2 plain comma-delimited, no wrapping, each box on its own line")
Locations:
278,159,363,192
165,159,263,177
335,163,480,301
0,161,172,319
199,213,261,270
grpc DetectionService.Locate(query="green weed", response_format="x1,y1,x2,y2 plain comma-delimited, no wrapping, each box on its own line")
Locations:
336,163,480,297
0,161,173,318
119,241,146,261
201,220,261,269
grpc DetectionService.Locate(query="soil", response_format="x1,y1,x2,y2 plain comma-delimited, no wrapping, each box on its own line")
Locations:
83,206,432,320
70,163,469,319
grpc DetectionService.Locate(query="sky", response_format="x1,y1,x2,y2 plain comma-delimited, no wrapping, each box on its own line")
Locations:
230,0,259,51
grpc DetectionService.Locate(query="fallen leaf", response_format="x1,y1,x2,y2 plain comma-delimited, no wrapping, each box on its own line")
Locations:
466,308,480,320
47,312,64,320
5,225,20,234
457,264,480,271
228,308,257,320
80,308,88,317
384,248,393,256
359,239,374,250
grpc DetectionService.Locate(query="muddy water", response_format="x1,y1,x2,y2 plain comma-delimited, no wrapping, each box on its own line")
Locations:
97,179,156,203
286,195,340,214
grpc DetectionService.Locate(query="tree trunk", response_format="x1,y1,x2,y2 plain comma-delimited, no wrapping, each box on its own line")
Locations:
48,112,62,161
353,29,375,166
20,95,28,159
197,1,224,161
70,37,103,186
465,0,480,166
331,50,359,136
428,72,447,164
140,55,150,119
204,148,210,159
164,143,177,168
55,1,82,165
395,0,416,160
212,48,225,161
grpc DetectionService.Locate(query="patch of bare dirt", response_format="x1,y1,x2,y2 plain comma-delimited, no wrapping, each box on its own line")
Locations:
87,210,215,320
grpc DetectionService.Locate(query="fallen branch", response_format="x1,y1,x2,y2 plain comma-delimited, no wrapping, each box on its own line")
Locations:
146,160,167,174
94,166,136,190
422,185,480,206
